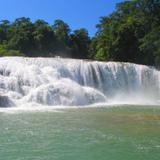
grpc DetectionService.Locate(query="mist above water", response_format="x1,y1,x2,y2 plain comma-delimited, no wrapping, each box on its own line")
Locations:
0,57,160,108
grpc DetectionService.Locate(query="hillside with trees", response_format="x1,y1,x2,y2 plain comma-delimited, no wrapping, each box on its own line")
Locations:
0,0,160,66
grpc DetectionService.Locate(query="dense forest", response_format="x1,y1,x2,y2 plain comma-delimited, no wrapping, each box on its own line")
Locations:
0,0,160,66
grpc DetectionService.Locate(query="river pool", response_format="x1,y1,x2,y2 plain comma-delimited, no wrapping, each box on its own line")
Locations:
0,105,160,160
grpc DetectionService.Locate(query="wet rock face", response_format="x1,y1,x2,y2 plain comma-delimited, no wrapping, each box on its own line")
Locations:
0,95,14,107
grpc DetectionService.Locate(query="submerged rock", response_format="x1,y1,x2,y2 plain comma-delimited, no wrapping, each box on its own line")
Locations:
0,95,14,107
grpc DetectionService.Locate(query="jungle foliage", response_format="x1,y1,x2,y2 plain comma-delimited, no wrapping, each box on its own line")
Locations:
0,0,160,66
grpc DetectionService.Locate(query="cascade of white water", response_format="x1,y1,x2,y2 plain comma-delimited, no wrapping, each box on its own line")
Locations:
0,57,160,107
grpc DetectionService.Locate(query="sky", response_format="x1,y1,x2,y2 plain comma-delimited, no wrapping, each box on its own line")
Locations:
0,0,124,36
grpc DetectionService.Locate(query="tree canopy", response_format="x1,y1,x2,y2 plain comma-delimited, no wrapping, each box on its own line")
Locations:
0,18,90,59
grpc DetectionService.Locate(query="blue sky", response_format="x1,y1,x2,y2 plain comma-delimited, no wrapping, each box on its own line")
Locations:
0,0,124,36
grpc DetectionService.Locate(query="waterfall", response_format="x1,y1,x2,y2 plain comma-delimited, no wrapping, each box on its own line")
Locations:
0,57,160,107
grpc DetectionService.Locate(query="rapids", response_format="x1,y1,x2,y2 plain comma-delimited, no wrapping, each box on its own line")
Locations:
0,57,160,107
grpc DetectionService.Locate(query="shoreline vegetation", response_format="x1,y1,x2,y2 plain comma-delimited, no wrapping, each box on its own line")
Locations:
0,0,160,67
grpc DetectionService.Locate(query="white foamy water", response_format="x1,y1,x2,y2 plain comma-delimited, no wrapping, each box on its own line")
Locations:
0,57,160,108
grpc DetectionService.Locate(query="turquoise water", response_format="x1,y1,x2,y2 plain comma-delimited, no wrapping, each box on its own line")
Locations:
0,105,160,160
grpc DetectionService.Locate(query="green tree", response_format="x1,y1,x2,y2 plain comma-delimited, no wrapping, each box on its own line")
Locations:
52,20,70,45
7,17,34,56
33,19,55,56
0,20,10,43
69,28,90,59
